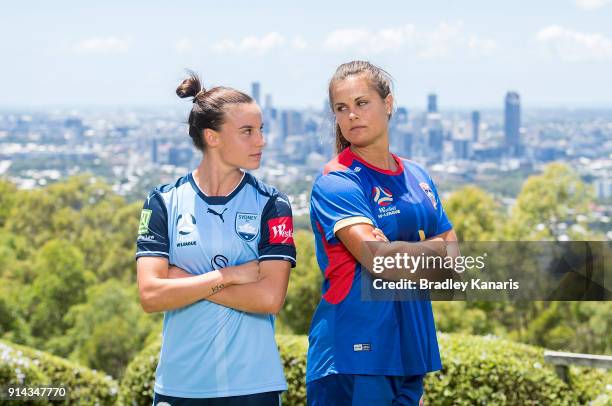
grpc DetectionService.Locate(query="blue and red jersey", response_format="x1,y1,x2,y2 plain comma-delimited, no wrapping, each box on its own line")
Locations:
307,147,452,382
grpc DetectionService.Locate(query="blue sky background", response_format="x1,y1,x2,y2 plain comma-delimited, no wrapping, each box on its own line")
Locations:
2,0,612,109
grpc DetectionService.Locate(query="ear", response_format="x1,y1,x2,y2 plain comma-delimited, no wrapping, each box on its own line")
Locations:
384,94,394,118
203,128,220,148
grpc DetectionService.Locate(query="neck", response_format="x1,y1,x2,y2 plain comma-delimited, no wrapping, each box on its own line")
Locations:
193,153,244,196
349,135,397,171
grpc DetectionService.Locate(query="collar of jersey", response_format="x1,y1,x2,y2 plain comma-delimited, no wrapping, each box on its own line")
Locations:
344,147,404,176
188,171,248,205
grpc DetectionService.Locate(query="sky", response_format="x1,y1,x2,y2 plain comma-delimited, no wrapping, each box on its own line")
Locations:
2,0,612,110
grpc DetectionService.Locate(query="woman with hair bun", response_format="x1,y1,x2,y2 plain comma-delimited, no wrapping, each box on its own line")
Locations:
135,71,296,406
307,61,458,405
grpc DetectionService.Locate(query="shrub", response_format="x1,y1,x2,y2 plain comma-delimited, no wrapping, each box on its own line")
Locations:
119,333,611,406
0,340,118,405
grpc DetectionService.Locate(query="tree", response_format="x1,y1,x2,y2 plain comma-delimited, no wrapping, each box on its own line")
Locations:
503,163,593,241
444,185,499,241
51,279,158,378
278,230,322,334
26,239,89,342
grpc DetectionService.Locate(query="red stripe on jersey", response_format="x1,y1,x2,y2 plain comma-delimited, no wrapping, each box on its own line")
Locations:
322,148,354,175
316,222,357,304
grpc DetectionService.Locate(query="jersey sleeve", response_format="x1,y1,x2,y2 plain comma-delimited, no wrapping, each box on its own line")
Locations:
428,175,453,235
258,193,297,267
135,191,169,259
310,172,375,243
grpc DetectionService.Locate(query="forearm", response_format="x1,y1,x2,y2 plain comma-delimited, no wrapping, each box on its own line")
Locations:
141,269,230,313
366,238,453,282
207,279,281,314
167,264,287,314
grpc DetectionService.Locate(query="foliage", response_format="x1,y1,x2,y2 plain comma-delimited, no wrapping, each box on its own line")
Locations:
0,340,118,406
444,185,499,241
118,334,610,406
278,231,322,334
427,333,610,405
118,334,309,406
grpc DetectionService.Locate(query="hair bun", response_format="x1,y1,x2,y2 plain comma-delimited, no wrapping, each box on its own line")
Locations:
176,70,203,99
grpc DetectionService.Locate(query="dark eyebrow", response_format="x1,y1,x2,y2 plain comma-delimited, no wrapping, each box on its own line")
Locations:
354,95,368,101
239,125,254,130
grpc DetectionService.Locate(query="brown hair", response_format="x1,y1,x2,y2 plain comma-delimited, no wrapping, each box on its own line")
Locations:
328,61,394,154
176,71,253,151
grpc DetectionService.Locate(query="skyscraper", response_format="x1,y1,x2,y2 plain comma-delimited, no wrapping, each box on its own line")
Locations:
427,94,438,113
504,91,521,155
471,111,480,142
251,82,261,105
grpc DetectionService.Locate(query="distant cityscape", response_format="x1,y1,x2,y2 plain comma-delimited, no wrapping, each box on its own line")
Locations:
1,82,611,237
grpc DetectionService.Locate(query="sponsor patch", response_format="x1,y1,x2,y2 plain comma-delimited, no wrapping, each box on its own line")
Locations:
138,209,152,235
353,343,372,352
268,216,294,245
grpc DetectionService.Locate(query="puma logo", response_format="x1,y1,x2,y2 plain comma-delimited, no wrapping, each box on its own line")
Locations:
207,207,228,222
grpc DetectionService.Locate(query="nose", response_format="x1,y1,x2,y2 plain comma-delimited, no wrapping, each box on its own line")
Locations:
348,110,358,120
255,129,265,148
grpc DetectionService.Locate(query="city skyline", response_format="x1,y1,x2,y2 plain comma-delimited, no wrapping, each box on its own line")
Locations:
2,1,612,109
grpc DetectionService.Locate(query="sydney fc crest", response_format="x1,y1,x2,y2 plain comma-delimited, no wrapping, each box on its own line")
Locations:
235,213,260,242
419,182,437,209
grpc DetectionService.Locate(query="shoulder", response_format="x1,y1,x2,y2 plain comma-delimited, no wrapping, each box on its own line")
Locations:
244,172,287,200
314,150,362,190
144,173,191,206
399,157,433,182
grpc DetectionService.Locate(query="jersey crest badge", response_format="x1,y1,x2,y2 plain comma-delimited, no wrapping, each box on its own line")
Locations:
419,182,437,209
235,213,260,241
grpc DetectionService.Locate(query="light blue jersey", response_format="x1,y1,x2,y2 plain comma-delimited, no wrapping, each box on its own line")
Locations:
136,171,296,398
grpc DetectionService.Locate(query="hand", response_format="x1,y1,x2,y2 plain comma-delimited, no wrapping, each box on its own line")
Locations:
372,228,389,242
225,261,260,285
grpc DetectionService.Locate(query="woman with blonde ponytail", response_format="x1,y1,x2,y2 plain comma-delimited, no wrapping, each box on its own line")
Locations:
307,61,458,406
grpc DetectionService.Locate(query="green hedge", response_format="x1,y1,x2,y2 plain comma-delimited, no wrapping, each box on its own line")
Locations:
119,334,610,406
118,335,308,406
0,340,118,405
429,334,610,405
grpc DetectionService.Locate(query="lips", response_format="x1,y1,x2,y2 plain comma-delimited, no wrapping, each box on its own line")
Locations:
350,125,367,131
250,152,263,159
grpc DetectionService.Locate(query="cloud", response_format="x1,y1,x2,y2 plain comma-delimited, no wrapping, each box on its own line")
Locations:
291,36,309,50
212,32,285,54
74,37,130,54
575,0,612,9
323,22,496,59
536,25,612,61
176,38,193,54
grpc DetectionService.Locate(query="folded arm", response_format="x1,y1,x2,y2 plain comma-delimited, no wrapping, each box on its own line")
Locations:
167,260,291,314
136,256,258,313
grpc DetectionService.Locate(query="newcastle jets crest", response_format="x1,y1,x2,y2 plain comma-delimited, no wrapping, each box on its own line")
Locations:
235,212,260,242
419,182,437,209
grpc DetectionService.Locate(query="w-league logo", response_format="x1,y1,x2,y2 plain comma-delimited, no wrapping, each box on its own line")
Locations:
372,186,393,207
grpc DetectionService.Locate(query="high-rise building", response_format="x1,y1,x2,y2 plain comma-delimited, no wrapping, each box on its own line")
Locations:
151,138,158,163
426,113,443,163
280,110,304,142
264,94,272,111
471,110,480,142
504,91,521,155
427,94,438,113
251,82,261,105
